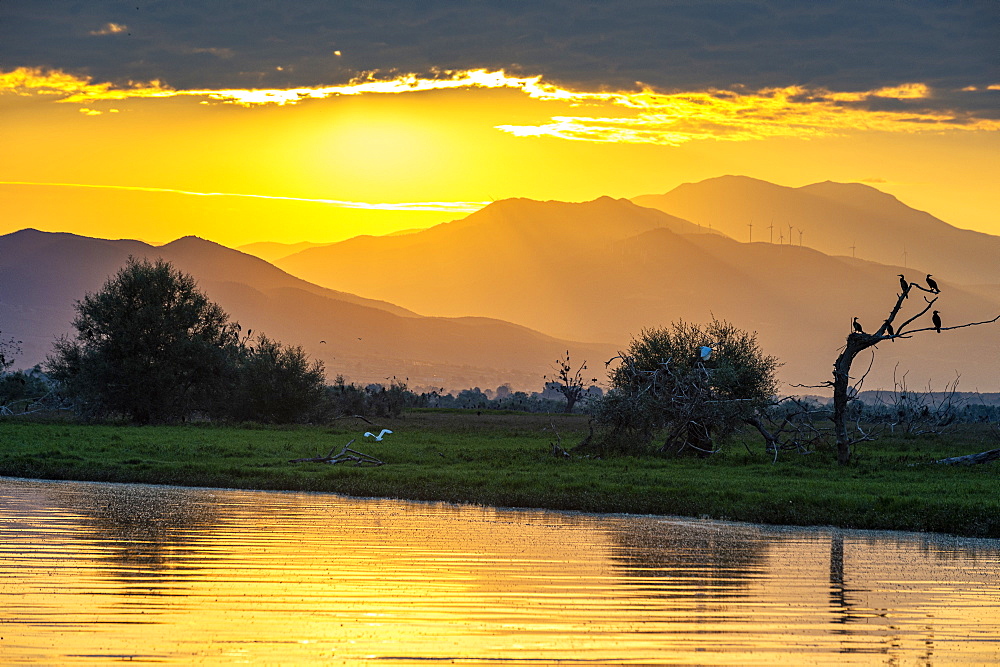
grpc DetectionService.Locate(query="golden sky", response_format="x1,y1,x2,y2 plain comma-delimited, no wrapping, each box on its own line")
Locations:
2,1,998,246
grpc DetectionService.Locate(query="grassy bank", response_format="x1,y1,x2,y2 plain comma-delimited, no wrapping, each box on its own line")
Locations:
1,411,998,538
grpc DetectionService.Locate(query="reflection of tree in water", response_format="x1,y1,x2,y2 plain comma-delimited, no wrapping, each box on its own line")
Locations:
603,517,770,605
66,482,221,587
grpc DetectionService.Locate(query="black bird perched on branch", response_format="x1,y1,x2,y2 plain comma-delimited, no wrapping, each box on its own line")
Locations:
926,274,939,293
898,274,908,297
852,317,864,334
884,321,895,341
932,310,942,333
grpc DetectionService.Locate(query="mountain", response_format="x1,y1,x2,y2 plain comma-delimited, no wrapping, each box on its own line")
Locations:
277,196,720,326
632,176,1000,286
0,229,614,391
274,195,1000,391
236,241,333,263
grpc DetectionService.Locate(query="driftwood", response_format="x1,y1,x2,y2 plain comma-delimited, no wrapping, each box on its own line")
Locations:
933,449,1000,466
289,439,385,466
332,414,373,424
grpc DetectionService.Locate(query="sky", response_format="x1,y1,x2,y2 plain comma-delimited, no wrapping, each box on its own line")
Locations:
2,0,998,246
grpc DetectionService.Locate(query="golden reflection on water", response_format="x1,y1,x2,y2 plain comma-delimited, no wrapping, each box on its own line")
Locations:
1,478,999,665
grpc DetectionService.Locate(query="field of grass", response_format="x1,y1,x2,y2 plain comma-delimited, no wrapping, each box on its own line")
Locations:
1,411,998,538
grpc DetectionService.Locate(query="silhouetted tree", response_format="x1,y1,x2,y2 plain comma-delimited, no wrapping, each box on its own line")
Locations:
0,331,20,374
545,351,595,413
225,333,326,423
829,276,999,465
593,319,779,455
46,257,240,423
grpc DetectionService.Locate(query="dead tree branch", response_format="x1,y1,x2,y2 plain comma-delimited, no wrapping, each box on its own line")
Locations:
289,439,385,466
934,449,1000,466
830,273,999,465
332,414,374,424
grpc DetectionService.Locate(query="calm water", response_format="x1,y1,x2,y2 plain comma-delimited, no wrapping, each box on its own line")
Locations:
1,477,998,665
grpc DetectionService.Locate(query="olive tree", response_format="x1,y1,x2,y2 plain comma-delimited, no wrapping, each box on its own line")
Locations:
47,257,240,423
592,319,779,456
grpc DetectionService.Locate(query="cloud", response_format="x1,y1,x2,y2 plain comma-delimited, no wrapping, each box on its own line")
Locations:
0,181,488,213
0,67,172,100
4,66,996,147
89,23,127,36
2,1,996,99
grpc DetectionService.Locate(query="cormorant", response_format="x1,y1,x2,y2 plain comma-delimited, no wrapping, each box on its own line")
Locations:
898,274,908,297
932,310,942,333
926,274,939,292
852,317,864,334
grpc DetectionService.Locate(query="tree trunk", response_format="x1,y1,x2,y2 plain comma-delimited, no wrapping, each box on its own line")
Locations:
832,334,872,466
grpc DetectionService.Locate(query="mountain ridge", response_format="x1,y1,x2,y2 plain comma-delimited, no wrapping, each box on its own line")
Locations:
632,176,1000,284
0,229,615,391
270,185,1000,391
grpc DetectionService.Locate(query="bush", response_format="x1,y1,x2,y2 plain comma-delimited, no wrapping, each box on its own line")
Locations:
225,334,326,423
45,257,326,424
46,257,238,423
593,318,779,456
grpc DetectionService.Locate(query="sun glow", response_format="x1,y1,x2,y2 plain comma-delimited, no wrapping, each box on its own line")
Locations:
2,66,999,241
4,67,996,147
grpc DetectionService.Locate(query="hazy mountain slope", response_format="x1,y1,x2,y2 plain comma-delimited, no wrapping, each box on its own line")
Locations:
0,229,614,390
274,196,1000,391
158,235,417,317
236,241,333,263
632,176,1000,285
277,196,717,326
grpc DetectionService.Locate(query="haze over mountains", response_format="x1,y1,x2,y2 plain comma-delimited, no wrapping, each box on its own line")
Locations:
634,176,1000,285
272,180,1000,392
3,177,998,393
0,229,614,391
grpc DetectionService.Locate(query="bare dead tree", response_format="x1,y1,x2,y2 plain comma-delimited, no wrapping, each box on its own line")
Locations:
545,351,596,414
828,278,999,465
745,397,832,462
869,368,966,437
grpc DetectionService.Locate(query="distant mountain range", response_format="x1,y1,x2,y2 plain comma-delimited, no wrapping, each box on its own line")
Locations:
0,229,614,391
4,177,998,393
633,176,1000,285
271,183,1000,391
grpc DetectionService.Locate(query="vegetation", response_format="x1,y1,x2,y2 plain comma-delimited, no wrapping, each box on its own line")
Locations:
829,274,999,465
45,257,326,424
593,319,779,455
0,413,997,537
544,351,597,413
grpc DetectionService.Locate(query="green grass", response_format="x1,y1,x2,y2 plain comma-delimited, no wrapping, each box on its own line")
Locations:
1,412,998,538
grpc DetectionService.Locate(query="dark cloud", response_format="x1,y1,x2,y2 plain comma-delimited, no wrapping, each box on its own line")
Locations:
2,0,996,98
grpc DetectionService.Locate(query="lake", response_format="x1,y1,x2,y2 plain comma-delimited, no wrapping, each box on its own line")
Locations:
1,477,998,664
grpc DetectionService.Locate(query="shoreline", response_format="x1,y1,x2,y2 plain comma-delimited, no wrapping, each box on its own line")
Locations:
1,415,998,539
6,473,1000,546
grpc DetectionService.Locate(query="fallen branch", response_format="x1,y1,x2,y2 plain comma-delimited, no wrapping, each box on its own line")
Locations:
548,419,569,457
332,414,374,424
933,449,1000,466
289,439,385,466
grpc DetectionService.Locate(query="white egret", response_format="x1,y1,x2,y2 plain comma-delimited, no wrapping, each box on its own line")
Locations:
364,429,393,441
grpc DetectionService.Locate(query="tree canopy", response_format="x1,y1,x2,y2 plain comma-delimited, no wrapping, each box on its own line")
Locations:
46,257,325,424
594,319,779,455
